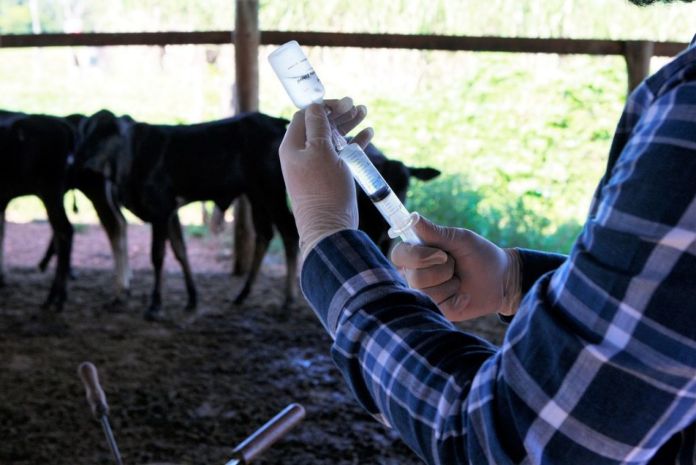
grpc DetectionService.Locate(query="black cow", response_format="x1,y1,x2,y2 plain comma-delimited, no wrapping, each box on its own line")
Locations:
39,113,132,304
358,142,440,255
76,110,298,320
0,111,76,310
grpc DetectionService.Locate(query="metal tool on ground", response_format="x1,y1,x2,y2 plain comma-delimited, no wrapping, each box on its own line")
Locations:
78,361,124,465
78,361,304,464
223,403,306,465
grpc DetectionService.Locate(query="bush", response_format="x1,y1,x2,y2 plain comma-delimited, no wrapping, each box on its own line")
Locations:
407,174,581,253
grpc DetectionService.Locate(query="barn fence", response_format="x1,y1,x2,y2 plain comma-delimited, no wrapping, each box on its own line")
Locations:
0,3,687,272
0,30,687,93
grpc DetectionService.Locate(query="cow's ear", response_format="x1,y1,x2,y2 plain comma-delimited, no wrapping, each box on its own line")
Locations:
116,116,132,135
409,167,441,181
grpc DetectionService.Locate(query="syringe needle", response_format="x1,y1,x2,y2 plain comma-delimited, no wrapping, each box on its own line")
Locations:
329,123,347,151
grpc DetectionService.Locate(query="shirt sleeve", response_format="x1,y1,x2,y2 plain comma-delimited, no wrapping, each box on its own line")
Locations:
303,230,507,463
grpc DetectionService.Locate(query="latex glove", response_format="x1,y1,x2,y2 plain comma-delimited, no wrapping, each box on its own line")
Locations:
279,97,373,260
390,215,522,321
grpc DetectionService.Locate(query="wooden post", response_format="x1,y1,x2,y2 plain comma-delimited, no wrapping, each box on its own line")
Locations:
232,0,259,275
624,40,654,94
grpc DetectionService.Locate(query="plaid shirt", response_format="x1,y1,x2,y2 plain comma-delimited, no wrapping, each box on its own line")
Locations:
301,41,696,464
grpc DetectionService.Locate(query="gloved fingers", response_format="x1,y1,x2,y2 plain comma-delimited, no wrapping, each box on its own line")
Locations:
419,277,461,307
391,242,448,269
305,103,333,143
324,97,354,116
280,109,308,154
402,255,455,289
350,127,374,149
332,102,363,126
437,292,480,322
335,105,367,135
412,215,468,252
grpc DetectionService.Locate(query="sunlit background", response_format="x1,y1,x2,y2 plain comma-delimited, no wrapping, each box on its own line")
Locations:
2,0,696,252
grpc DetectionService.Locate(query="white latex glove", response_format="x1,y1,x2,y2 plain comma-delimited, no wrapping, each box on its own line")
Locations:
279,97,373,260
390,215,522,321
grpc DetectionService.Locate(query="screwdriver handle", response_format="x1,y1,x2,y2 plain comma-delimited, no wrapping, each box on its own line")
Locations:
232,403,305,464
78,361,109,418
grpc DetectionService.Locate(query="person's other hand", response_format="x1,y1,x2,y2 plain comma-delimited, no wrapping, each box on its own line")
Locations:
279,97,373,260
390,215,521,321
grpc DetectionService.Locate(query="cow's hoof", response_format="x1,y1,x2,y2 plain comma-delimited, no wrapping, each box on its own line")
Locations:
103,296,126,312
282,295,296,310
41,298,65,313
144,304,162,321
233,289,250,306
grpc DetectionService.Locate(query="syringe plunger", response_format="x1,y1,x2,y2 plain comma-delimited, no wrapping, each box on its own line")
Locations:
339,144,421,244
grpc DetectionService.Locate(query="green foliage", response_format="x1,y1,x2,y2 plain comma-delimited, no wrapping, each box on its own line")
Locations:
407,174,581,252
73,222,88,234
0,1,32,33
185,224,208,239
2,0,691,253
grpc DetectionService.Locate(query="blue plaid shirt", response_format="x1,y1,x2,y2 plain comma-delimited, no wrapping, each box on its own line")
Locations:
301,41,696,464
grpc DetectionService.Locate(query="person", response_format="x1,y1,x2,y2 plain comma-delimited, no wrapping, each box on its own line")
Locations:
277,12,696,465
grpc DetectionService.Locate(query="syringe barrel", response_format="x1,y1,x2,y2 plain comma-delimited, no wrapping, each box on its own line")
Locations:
269,41,421,245
340,144,421,244
268,40,326,109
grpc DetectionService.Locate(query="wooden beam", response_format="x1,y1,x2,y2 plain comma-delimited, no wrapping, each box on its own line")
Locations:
235,1,259,112
231,0,260,276
625,40,654,94
0,31,232,47
0,31,687,58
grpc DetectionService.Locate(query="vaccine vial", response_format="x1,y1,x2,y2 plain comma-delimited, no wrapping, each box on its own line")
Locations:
268,40,326,109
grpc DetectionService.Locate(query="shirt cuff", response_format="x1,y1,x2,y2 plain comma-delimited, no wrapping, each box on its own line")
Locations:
517,248,567,295
300,229,408,338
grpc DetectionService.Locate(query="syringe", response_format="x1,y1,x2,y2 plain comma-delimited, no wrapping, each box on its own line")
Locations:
268,40,421,245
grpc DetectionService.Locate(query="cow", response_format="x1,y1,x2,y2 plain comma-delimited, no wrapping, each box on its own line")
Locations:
38,113,132,304
75,110,298,320
357,142,441,255
0,111,76,310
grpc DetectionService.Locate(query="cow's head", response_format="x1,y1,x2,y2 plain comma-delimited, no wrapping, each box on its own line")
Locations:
75,110,133,182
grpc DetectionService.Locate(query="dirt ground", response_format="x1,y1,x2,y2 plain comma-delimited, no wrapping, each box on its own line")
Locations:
0,221,507,465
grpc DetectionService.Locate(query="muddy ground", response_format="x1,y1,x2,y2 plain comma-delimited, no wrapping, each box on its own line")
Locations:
0,221,507,465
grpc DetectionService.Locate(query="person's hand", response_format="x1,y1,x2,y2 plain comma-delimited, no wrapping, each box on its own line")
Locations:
279,97,373,260
390,215,521,321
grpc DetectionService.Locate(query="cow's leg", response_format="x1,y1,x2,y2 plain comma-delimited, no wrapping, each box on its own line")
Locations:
167,213,197,311
144,221,167,321
37,234,77,280
41,195,73,311
90,180,130,303
271,207,299,308
0,203,6,288
38,237,54,272
233,208,273,305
